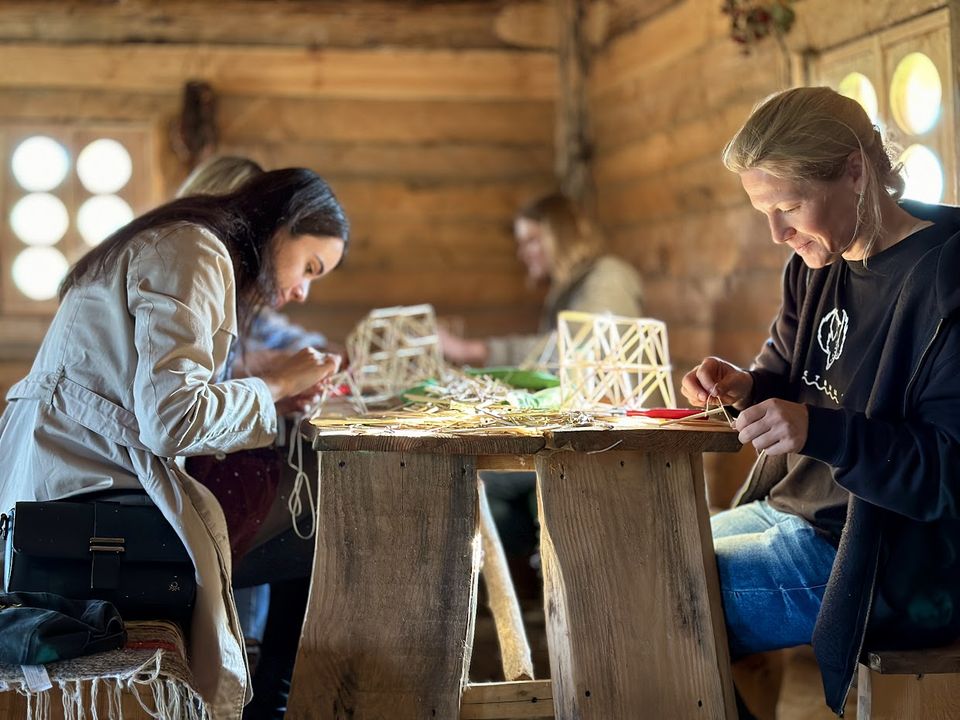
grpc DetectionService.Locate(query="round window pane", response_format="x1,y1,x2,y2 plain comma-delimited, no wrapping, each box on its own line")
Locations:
12,246,69,301
838,72,879,125
890,53,942,135
77,195,134,246
76,139,133,194
899,144,944,203
10,193,70,246
11,136,70,192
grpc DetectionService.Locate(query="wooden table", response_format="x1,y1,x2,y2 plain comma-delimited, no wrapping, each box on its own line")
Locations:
287,417,742,720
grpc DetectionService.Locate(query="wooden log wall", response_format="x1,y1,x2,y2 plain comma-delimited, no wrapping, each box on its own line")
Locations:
586,0,948,504
0,1,558,374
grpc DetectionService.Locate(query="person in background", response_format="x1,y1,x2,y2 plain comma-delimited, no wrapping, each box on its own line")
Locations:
441,192,644,589
682,87,960,718
440,191,643,367
0,168,349,720
176,156,337,720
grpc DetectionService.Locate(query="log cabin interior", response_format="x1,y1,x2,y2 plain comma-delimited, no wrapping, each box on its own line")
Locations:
0,1,958,719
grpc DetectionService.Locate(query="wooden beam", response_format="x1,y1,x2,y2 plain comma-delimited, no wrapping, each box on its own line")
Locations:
555,0,595,205
495,1,559,50
787,0,946,52
596,155,745,225
223,141,553,182
586,0,686,48
478,483,536,683
592,99,754,185
589,0,722,98
218,95,556,146
287,451,481,719
535,450,737,718
0,0,534,50
461,680,555,719
307,268,532,306
865,642,960,675
329,178,547,222
590,36,782,149
0,42,557,101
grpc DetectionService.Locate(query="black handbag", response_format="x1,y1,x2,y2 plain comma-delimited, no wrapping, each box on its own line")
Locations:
0,497,196,625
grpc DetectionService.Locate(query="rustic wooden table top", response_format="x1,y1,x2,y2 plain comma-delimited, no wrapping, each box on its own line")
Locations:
306,410,742,455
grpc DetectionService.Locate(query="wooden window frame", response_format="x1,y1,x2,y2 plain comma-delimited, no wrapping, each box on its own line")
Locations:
0,122,156,359
804,8,957,204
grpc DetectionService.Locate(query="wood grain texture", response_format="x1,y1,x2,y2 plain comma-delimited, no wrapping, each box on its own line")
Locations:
535,449,736,719
479,482,535,682
308,422,740,455
225,140,553,182
546,424,742,453
555,0,594,204
461,679,555,719
287,450,481,720
786,0,946,53
218,95,555,145
309,430,548,456
857,667,960,719
0,42,557,101
865,641,960,674
0,0,530,50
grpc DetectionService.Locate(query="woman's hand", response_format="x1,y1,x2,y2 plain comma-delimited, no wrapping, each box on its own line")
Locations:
681,356,754,408
260,348,341,403
275,388,323,416
735,399,809,456
438,326,489,366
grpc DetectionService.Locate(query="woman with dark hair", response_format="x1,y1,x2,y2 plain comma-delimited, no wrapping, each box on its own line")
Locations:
0,168,349,720
176,158,342,719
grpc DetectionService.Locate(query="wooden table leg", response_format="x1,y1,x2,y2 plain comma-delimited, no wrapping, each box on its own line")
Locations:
287,450,481,720
535,450,737,719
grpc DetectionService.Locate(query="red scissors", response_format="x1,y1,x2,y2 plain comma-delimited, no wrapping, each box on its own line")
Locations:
620,408,706,419
613,407,735,421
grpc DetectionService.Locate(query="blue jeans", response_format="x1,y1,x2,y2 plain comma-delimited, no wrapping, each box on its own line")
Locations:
712,500,838,659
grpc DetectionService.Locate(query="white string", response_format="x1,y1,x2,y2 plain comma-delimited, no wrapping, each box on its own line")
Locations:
286,416,318,540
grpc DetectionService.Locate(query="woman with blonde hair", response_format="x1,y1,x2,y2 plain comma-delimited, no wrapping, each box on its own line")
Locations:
682,86,960,717
440,191,643,366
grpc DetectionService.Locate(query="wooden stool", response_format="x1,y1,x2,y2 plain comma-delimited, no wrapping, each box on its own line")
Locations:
857,642,960,719
0,620,201,720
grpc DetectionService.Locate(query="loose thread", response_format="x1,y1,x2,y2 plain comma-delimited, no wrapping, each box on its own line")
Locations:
286,416,318,540
585,439,623,455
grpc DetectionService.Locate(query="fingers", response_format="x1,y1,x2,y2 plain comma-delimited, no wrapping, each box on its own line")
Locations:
681,357,742,406
734,400,808,455
680,369,710,407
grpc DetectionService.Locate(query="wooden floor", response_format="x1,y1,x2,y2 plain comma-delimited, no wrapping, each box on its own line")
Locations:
776,647,855,719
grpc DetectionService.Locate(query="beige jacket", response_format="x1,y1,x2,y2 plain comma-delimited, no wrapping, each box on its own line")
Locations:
486,254,644,367
0,223,278,719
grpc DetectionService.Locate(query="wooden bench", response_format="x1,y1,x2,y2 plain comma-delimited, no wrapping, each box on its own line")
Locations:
857,642,960,719
0,620,203,720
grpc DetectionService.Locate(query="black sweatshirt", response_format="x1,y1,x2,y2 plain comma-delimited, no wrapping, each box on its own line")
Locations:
736,200,960,715
766,222,950,544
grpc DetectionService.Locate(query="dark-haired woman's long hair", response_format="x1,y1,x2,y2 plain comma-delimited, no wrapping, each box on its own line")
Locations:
61,167,350,336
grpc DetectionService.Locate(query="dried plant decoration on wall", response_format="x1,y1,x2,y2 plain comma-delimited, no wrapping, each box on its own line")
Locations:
557,311,676,411
721,0,796,54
